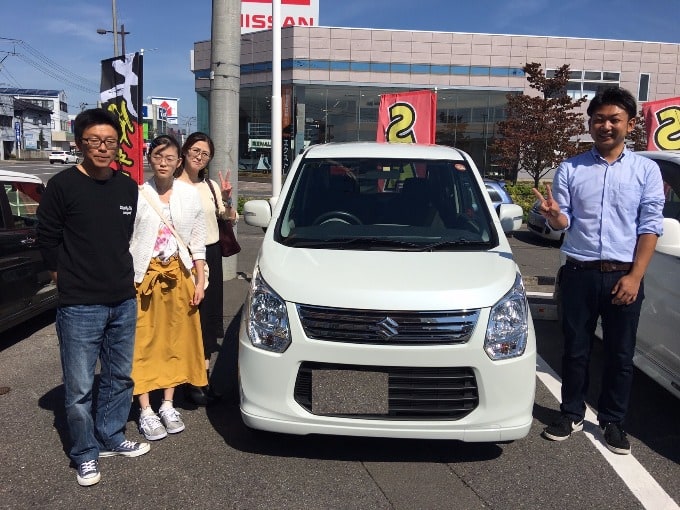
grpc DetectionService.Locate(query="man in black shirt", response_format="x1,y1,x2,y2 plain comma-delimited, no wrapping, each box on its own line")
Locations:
37,109,149,487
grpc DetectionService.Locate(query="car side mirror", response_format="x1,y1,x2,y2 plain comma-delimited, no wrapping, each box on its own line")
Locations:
498,203,523,233
243,199,273,229
656,217,680,256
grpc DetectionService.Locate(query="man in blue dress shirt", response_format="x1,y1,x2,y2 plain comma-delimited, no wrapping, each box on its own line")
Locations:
532,86,665,455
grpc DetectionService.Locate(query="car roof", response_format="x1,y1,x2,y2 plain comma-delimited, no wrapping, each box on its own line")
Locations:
0,169,45,184
635,150,680,164
302,142,470,161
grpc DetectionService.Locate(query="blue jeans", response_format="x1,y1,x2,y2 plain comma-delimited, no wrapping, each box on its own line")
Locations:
56,298,137,465
559,264,643,425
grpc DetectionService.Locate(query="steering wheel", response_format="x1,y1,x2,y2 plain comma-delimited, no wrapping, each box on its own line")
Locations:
313,210,362,226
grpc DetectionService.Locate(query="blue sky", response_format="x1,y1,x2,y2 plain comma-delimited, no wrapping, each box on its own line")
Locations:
1,0,678,129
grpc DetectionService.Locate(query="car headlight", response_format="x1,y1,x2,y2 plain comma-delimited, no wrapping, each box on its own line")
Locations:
484,274,528,360
245,268,291,353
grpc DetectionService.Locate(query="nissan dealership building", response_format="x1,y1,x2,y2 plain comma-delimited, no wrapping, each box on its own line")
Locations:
191,23,680,174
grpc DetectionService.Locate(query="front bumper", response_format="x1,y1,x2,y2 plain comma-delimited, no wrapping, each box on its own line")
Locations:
238,306,536,442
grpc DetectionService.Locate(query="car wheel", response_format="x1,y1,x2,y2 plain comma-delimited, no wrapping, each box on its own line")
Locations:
50,161,55,164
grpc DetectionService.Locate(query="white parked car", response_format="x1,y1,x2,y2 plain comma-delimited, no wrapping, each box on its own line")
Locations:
633,150,680,399
239,142,535,442
48,151,79,164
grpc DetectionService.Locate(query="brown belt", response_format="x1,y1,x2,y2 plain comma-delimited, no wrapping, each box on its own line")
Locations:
566,257,632,272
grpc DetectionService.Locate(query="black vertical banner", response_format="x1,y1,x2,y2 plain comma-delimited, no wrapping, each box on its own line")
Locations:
100,52,144,183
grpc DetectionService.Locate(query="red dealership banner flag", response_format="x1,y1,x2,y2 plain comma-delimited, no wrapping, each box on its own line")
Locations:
100,52,145,183
642,96,680,151
377,89,437,144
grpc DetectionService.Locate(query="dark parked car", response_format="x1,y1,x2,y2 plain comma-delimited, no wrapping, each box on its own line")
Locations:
0,170,57,333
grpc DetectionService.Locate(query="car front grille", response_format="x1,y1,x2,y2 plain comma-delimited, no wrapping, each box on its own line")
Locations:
293,362,479,420
296,305,479,345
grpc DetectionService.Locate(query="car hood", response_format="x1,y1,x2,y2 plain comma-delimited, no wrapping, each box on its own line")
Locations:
255,240,520,310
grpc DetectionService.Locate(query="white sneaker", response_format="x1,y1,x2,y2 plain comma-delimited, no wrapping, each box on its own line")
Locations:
139,411,167,441
159,406,185,434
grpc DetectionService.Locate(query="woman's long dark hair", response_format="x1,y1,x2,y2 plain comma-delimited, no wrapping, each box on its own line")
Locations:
176,132,215,180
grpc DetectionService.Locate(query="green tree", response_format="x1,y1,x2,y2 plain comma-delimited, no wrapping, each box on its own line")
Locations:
628,110,648,151
492,63,588,187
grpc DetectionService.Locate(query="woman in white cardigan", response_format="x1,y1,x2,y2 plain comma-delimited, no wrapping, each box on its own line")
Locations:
129,135,207,441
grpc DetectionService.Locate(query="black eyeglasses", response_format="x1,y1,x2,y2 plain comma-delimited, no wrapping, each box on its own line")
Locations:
81,137,119,149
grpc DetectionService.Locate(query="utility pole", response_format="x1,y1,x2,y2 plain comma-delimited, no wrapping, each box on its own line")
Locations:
210,0,241,280
111,0,119,57
271,0,282,197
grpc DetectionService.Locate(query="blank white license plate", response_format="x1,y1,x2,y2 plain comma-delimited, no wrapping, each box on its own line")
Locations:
311,369,389,415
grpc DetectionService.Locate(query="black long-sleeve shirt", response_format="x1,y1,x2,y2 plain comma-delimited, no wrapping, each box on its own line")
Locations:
37,166,138,306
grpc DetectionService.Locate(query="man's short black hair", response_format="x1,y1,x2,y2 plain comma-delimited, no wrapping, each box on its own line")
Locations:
74,108,122,140
587,86,637,120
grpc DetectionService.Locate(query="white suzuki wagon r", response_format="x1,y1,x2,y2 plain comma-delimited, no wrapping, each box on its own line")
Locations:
240,142,535,442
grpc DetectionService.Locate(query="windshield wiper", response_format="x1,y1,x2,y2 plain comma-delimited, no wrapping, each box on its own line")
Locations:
286,237,425,250
419,239,489,251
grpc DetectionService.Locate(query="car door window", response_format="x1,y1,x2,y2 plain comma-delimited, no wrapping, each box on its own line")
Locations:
4,182,42,228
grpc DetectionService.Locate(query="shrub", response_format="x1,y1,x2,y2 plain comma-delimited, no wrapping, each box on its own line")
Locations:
506,182,550,222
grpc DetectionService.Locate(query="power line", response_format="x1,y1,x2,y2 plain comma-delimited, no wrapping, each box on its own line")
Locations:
0,37,99,95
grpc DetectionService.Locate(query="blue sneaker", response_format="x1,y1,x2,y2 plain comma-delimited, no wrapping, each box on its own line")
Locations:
99,440,150,458
76,459,101,486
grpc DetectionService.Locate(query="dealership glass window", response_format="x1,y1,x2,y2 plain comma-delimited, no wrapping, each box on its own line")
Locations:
549,68,621,100
330,61,351,71
370,62,390,73
410,64,430,74
350,62,370,72
431,65,450,75
237,83,512,175
639,73,650,102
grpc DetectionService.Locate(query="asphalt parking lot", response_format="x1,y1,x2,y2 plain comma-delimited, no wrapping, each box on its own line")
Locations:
0,162,678,509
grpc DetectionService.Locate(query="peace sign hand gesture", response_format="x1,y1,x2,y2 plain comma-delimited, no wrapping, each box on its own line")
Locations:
531,184,560,220
218,169,233,200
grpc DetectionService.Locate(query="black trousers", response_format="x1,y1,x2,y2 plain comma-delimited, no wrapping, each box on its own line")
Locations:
199,242,224,358
559,262,643,425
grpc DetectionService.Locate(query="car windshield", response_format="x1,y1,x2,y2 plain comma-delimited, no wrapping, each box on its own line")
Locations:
274,156,497,251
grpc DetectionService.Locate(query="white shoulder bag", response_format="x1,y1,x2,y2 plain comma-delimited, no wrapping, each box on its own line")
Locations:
139,185,209,289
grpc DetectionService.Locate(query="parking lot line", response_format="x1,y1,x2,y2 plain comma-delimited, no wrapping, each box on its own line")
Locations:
536,355,679,510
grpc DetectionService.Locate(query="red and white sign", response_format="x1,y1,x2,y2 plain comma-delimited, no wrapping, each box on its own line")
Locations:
151,97,179,125
642,96,680,151
377,90,437,144
241,0,318,33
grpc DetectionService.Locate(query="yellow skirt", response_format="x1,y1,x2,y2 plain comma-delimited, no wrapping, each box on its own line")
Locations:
131,256,208,395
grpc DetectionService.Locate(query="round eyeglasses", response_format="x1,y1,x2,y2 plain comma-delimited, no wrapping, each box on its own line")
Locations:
188,147,212,160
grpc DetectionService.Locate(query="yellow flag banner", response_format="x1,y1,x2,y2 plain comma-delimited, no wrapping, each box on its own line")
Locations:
642,96,680,151
376,89,437,144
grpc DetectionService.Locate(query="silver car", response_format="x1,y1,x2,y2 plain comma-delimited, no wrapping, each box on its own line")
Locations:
527,199,564,243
